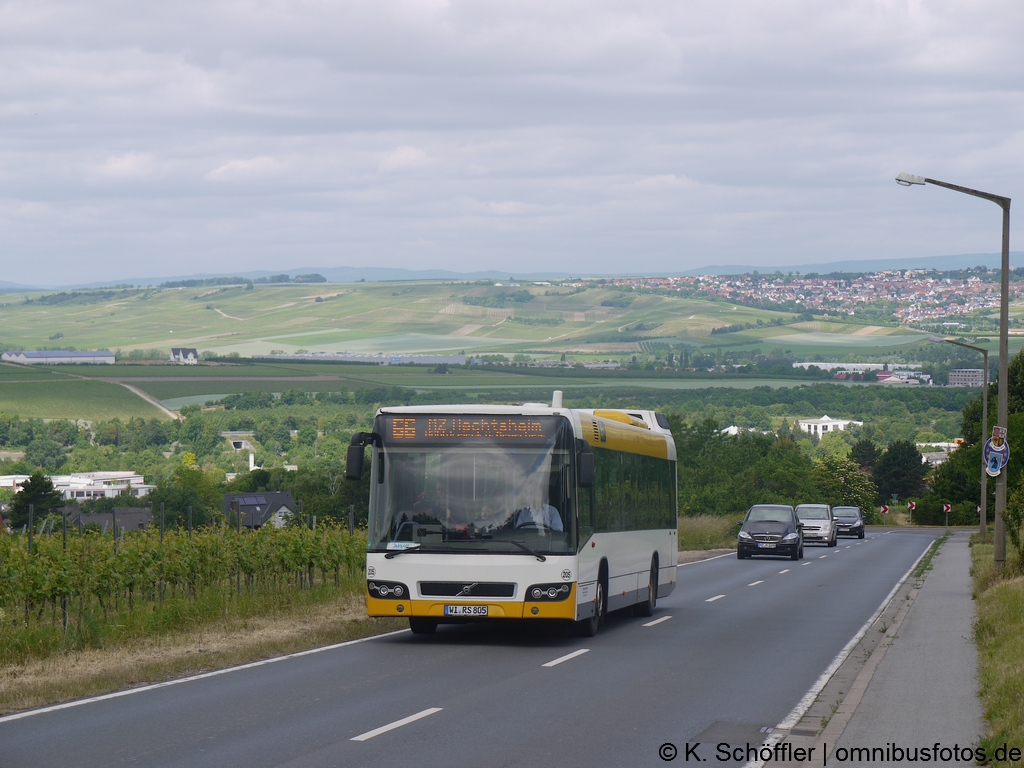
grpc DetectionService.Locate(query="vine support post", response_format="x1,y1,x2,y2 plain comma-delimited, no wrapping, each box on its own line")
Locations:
62,509,69,634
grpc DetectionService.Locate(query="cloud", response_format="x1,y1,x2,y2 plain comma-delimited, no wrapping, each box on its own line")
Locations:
206,156,288,181
378,146,429,173
1,0,1023,284
93,152,159,180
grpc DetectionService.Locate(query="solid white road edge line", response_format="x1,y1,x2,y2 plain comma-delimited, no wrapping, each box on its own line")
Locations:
351,707,443,742
642,616,673,627
0,628,412,725
748,581,763,587
705,594,725,603
543,649,590,667
741,536,937,768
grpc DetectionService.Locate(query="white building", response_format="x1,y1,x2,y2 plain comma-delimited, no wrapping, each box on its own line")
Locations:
796,415,863,436
0,471,155,501
2,350,115,365
948,369,985,387
877,370,932,385
792,362,887,372
169,347,199,365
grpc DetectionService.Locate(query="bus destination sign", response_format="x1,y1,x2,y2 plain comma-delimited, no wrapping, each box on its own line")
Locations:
385,415,552,443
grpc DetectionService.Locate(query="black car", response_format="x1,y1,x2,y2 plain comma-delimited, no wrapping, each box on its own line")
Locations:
737,504,804,560
833,506,866,538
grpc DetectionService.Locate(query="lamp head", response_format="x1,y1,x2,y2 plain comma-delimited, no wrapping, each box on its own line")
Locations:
895,172,926,186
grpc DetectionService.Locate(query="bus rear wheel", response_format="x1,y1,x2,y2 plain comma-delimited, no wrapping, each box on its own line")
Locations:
635,557,658,617
409,617,438,635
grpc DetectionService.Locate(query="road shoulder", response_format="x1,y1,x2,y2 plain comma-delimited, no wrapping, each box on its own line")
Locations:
765,531,983,767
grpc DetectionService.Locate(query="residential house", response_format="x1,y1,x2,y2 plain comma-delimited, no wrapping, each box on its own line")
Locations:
222,492,295,529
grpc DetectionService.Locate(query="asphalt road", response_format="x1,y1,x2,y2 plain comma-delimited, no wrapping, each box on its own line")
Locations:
0,530,937,768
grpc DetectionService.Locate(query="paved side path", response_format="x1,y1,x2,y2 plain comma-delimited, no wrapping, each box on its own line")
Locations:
835,532,983,765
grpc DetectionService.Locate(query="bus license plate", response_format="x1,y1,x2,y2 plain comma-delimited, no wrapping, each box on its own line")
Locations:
757,543,776,549
444,605,488,617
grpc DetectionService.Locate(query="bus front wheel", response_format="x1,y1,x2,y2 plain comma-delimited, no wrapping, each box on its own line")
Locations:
409,617,438,635
575,580,605,637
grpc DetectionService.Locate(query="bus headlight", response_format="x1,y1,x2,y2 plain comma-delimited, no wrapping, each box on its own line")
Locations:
367,580,409,599
526,583,571,602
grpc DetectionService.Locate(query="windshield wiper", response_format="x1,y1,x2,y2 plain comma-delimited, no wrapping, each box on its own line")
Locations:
509,540,546,562
384,544,421,559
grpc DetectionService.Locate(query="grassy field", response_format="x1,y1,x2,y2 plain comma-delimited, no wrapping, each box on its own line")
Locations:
0,380,165,421
0,281,967,359
0,364,75,381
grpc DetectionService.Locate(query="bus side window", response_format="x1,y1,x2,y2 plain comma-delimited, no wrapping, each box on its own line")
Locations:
578,483,594,536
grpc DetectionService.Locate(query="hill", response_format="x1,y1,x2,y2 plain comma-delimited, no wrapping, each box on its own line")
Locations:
0,280,937,361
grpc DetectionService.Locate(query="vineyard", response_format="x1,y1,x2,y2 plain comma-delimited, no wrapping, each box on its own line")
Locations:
0,523,367,666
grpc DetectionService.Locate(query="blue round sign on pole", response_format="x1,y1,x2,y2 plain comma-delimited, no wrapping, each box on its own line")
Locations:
984,429,1010,478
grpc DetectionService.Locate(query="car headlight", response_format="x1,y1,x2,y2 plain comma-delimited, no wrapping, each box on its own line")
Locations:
782,532,798,542
738,530,753,540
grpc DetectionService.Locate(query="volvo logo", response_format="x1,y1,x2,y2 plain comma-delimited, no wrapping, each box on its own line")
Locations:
457,583,477,596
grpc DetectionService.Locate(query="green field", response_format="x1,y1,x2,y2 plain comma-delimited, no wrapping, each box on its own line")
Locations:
0,364,75,381
0,381,166,421
0,281,961,359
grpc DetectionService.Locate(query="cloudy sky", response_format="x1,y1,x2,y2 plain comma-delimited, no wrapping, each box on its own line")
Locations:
2,0,1023,285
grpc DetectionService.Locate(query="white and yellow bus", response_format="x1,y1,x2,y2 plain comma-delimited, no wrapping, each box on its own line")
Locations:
346,392,678,636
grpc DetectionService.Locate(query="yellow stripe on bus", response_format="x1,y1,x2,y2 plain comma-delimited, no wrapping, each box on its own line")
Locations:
580,415,670,459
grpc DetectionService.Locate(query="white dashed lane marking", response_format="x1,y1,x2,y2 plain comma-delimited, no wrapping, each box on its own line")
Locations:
819,555,828,559
748,581,764,587
706,594,726,603
542,649,590,668
351,708,443,742
643,616,672,627
778,569,790,574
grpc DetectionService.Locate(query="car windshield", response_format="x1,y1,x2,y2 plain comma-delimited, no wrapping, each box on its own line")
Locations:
796,504,830,520
833,507,861,519
746,505,792,523
367,414,577,555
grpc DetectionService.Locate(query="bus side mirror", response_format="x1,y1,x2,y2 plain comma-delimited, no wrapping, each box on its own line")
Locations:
346,445,364,480
578,450,595,488
346,432,381,481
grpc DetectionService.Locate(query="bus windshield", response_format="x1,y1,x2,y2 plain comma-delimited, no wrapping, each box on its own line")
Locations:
368,414,576,555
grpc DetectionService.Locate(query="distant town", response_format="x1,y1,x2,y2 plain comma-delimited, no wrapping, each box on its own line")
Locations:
597,267,1015,328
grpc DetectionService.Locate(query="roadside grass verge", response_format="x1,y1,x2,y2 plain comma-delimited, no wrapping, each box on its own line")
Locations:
0,584,403,715
911,533,949,579
678,514,743,551
971,538,1024,764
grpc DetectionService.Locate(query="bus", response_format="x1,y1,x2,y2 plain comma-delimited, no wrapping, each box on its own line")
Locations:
346,392,678,636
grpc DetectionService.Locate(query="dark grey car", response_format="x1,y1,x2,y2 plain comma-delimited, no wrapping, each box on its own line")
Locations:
833,506,866,538
737,504,803,561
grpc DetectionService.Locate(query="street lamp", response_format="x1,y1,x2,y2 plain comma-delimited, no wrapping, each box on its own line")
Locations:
930,335,989,537
899,172,1010,567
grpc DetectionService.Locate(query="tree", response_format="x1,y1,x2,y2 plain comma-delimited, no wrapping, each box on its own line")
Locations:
812,455,880,523
851,438,880,469
8,471,65,528
873,440,927,502
24,438,66,470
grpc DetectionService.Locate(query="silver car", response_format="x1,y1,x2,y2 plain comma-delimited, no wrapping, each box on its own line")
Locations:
794,504,837,547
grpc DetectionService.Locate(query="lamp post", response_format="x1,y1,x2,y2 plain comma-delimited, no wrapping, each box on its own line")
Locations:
899,173,1010,567
931,335,989,537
